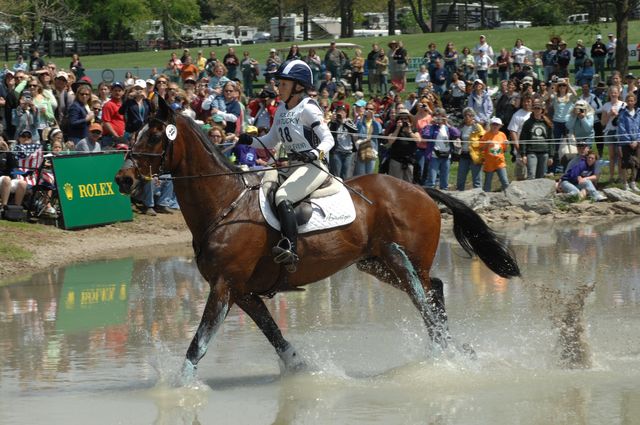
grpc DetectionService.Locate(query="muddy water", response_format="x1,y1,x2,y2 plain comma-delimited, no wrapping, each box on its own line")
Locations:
1,218,639,425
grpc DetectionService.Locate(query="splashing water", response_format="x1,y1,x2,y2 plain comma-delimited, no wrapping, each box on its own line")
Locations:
533,282,596,369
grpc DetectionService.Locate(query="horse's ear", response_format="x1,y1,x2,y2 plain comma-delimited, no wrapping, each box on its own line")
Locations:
156,94,175,123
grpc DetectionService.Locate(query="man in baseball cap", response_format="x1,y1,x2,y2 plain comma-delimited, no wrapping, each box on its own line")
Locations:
75,123,102,152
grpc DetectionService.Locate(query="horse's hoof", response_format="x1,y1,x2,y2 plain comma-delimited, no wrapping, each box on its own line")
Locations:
278,345,308,374
179,359,197,386
461,343,477,360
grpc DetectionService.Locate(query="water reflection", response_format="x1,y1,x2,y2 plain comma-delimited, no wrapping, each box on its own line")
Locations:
1,218,640,424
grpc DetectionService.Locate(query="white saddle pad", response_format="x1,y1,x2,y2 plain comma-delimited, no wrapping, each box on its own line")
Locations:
259,183,356,234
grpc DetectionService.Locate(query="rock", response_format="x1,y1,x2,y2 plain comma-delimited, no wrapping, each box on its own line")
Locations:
610,202,640,215
602,188,640,204
449,188,491,210
505,179,557,213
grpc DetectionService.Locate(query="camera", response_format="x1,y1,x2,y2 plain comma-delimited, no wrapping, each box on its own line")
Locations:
576,108,585,113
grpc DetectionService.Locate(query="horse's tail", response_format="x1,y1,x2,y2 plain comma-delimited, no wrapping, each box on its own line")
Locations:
424,187,521,278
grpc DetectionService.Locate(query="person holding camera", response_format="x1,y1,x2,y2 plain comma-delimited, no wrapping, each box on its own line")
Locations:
520,99,554,179
12,90,41,142
354,102,383,176
248,86,278,132
385,107,420,182
422,108,461,190
328,105,358,180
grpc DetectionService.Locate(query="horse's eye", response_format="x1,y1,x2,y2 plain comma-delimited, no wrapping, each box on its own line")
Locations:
148,133,163,145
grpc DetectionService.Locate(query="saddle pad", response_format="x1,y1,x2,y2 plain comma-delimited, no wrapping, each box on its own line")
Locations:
259,183,356,234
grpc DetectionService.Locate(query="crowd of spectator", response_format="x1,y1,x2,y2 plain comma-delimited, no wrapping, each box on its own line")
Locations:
0,32,638,221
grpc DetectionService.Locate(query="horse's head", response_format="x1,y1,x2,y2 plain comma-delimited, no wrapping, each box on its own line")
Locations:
115,96,178,194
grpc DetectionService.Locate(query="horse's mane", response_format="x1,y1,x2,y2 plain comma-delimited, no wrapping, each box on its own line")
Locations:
178,115,241,173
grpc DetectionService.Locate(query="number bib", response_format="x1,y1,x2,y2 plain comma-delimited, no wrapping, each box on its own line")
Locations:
273,98,322,153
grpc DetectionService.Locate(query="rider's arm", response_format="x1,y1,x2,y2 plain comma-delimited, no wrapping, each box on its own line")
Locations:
302,102,334,158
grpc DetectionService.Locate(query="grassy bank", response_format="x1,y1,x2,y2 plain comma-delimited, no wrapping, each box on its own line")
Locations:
49,22,640,71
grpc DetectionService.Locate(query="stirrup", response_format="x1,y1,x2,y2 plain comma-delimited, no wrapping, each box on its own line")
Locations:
272,238,299,270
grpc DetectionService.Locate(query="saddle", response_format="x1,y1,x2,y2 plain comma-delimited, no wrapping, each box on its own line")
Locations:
261,169,342,226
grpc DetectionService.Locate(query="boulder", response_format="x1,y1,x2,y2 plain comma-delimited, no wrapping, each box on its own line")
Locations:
505,179,557,214
602,188,640,204
449,188,491,210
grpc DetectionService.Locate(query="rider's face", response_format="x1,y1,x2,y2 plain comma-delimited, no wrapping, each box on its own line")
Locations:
278,79,294,100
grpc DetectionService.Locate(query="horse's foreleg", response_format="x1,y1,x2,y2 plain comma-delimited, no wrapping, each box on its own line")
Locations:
382,243,453,350
235,294,306,373
181,279,231,382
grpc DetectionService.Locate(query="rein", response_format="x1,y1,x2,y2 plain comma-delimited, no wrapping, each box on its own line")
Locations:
193,174,262,262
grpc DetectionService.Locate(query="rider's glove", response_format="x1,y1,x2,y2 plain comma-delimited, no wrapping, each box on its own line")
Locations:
296,150,317,163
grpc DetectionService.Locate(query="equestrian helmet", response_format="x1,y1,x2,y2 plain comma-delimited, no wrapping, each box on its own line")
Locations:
275,60,313,88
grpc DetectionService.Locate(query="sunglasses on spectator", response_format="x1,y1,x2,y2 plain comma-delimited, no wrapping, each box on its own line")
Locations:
366,108,375,111
157,80,168,84
28,84,39,88
224,89,235,93
90,130,102,135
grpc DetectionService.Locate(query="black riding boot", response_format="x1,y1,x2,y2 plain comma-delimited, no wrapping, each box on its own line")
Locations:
273,200,299,272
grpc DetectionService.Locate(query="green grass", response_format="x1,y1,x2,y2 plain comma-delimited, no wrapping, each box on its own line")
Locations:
48,22,640,71
0,220,52,262
0,243,32,261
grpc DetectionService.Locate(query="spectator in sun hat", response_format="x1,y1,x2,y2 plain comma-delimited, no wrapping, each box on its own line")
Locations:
100,81,126,147
75,122,102,152
606,33,617,70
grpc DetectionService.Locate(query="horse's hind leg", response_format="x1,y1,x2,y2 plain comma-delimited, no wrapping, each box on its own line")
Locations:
235,294,306,373
381,243,453,350
181,279,231,382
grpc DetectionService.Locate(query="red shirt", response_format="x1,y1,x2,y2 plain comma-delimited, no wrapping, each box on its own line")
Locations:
101,98,125,137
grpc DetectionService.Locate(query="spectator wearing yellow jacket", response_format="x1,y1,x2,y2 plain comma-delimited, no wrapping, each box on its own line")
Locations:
456,107,486,190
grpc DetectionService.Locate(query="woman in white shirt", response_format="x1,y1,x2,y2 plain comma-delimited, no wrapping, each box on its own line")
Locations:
601,85,625,182
511,39,533,66
415,64,430,95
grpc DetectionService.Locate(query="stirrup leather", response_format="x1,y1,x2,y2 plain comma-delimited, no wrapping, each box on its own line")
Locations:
272,237,299,267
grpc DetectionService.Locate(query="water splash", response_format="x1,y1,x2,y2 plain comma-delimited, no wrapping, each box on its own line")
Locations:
534,282,596,369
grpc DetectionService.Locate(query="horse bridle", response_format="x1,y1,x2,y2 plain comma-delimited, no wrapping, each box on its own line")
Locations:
127,117,175,181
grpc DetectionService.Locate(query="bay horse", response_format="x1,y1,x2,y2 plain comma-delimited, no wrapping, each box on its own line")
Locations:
115,98,520,381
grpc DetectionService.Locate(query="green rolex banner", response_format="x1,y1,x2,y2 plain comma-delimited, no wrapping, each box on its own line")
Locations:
56,258,133,333
52,152,133,229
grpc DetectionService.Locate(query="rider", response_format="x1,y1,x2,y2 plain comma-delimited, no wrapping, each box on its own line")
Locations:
239,59,335,271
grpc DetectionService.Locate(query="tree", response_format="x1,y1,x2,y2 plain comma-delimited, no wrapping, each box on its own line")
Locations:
0,0,85,43
148,0,200,41
406,0,431,32
612,0,639,75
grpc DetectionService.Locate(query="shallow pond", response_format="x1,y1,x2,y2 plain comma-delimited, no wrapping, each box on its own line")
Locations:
1,218,639,425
